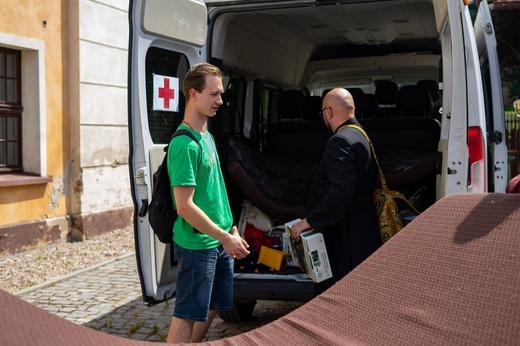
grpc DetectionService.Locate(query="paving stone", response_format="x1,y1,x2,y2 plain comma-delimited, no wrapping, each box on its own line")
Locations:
17,253,304,342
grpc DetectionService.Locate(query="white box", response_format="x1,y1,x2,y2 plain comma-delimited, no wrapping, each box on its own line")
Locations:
284,219,333,283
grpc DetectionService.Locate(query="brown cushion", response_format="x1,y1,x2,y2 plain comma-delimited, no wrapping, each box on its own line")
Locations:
207,193,520,345
2,193,519,345
0,289,156,346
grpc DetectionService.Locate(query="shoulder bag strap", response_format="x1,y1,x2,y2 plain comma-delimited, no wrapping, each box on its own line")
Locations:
346,124,421,215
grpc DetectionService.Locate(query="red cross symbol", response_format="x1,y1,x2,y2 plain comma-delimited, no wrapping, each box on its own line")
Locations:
158,78,175,109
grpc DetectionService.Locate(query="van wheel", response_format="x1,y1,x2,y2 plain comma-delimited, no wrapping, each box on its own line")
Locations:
218,300,256,322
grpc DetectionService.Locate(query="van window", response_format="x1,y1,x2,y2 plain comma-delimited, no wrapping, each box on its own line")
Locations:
145,47,189,144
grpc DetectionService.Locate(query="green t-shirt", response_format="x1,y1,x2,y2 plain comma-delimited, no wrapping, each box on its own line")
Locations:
167,125,233,250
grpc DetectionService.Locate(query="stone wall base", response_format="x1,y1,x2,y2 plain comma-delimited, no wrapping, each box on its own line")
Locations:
0,206,134,256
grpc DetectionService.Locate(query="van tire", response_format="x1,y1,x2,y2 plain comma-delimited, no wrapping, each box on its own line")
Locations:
218,300,256,322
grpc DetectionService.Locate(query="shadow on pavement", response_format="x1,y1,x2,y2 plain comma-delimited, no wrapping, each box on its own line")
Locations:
84,296,304,343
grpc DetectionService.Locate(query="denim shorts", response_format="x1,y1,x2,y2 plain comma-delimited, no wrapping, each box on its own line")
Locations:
173,243,234,322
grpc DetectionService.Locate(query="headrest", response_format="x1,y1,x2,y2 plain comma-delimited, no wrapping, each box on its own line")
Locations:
277,90,306,120
396,85,434,117
375,80,399,105
346,88,366,118
417,79,440,103
322,88,332,98
303,95,323,120
364,93,379,118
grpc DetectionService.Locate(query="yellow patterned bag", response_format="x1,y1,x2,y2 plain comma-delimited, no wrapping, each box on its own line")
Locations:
347,125,419,243
373,181,417,243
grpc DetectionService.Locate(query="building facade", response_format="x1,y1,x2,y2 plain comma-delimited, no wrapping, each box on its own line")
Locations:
0,0,132,254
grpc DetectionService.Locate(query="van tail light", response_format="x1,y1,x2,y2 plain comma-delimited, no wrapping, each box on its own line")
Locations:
467,126,486,192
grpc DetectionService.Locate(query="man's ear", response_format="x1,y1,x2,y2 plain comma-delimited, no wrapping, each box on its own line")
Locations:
189,88,197,101
326,107,332,120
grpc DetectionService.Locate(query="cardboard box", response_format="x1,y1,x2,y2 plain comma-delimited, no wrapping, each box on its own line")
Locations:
284,219,333,283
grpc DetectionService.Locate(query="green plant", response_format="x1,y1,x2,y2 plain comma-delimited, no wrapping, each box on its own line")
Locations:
151,324,159,335
128,321,142,334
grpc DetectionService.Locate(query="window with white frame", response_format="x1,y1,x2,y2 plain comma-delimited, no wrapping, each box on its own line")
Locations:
0,33,48,186
0,47,22,172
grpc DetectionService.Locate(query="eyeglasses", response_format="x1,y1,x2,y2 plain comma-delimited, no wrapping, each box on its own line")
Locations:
319,106,330,118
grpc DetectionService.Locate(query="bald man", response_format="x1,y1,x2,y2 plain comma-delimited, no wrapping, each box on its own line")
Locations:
291,88,382,294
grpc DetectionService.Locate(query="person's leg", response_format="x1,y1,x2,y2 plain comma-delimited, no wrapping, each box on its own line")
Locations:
191,247,231,342
190,310,218,342
167,316,194,343
168,243,217,343
191,246,235,342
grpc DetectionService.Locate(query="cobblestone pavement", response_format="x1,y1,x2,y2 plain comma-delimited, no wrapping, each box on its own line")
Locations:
16,253,304,343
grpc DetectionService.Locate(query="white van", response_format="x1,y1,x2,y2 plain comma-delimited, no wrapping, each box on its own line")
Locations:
128,0,507,321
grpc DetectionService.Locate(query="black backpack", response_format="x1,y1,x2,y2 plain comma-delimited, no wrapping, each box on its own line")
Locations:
148,129,198,244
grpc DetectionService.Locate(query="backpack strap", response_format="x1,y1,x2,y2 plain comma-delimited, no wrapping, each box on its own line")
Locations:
166,129,199,151
165,129,203,234
165,129,203,165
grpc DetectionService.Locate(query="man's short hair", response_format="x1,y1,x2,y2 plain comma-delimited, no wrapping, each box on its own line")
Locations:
183,62,223,101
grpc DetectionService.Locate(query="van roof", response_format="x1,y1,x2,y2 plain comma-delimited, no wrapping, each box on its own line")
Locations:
207,0,439,54
207,0,441,89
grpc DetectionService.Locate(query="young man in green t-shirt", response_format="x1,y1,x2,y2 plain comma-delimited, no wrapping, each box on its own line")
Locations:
166,63,250,343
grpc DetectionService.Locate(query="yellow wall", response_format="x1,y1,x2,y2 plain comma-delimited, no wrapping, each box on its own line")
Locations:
0,0,70,225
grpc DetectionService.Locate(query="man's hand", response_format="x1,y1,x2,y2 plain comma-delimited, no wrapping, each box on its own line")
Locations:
222,226,250,259
290,218,311,241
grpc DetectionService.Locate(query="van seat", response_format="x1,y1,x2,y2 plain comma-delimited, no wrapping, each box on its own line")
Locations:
347,88,366,118
375,80,399,118
277,90,307,120
303,95,322,120
322,88,332,98
264,120,329,160
360,117,440,188
416,79,439,104
227,136,317,220
417,79,441,119
396,85,433,117
265,90,329,160
364,93,379,118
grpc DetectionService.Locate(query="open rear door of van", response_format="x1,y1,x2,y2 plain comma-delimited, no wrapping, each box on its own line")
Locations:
435,0,495,198
473,0,508,192
128,0,208,305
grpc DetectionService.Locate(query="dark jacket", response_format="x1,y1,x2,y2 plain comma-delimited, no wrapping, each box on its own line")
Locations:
306,118,381,293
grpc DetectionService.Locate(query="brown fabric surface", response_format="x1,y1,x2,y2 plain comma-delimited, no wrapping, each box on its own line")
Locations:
2,193,519,345
205,193,520,345
0,288,158,346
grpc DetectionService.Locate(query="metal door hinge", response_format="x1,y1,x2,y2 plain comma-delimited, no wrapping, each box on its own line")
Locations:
135,167,147,185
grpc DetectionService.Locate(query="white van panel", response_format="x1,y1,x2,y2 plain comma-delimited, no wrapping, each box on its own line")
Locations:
462,7,488,193
437,1,471,197
129,0,208,304
212,12,314,87
143,0,207,46
433,0,448,33
474,0,508,192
